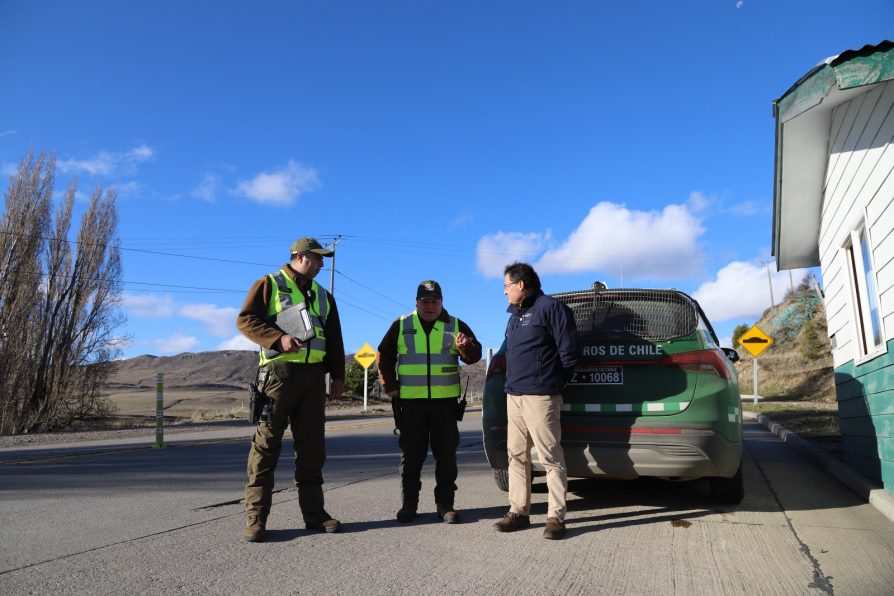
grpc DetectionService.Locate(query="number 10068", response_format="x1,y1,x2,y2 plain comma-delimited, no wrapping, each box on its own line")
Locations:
570,367,623,385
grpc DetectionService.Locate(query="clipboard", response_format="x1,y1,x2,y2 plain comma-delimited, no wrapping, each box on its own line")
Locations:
262,301,316,358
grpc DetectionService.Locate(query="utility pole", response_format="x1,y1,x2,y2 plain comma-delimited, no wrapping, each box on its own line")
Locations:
325,235,341,399
328,235,342,295
762,259,775,307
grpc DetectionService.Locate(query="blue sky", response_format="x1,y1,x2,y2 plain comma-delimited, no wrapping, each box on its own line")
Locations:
1,1,892,359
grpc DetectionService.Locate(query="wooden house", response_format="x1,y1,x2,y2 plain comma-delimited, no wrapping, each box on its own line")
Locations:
773,40,894,492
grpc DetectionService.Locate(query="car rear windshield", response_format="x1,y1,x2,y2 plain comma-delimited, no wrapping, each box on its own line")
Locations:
552,288,698,341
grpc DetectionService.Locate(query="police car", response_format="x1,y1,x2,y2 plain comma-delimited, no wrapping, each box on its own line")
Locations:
482,285,744,503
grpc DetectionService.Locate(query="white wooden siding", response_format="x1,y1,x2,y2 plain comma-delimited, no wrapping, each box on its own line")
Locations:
818,80,894,365
819,82,894,257
821,88,882,221
875,222,894,274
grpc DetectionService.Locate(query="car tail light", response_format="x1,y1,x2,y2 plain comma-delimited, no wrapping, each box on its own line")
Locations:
659,349,731,379
486,355,506,380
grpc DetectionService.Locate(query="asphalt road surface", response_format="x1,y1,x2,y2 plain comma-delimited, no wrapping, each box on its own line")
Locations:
1,412,893,595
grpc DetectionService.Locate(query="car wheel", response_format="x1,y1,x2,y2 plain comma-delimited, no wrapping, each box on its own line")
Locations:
493,468,509,492
710,462,744,504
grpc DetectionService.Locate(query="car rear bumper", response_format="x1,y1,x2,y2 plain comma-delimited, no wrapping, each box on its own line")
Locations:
485,420,742,480
542,423,741,479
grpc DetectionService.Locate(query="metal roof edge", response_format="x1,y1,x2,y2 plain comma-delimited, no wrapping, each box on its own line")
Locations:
774,40,894,122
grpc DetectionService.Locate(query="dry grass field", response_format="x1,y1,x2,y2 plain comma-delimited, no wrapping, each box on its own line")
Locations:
107,387,248,419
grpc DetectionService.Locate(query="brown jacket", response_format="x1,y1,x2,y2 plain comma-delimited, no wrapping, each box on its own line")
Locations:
236,263,346,381
377,308,481,394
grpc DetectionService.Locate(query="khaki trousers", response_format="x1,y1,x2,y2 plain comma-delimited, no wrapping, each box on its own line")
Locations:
245,361,328,524
506,393,567,521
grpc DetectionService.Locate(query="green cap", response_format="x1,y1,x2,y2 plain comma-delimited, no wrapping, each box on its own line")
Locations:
290,237,334,257
416,280,442,299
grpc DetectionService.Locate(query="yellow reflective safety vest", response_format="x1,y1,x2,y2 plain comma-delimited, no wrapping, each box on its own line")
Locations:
259,270,329,365
396,312,460,399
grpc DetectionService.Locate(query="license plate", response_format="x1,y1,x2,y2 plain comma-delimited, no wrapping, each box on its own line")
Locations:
570,366,623,385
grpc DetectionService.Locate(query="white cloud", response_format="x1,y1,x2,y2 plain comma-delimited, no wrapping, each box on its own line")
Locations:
129,145,153,161
193,173,220,202
2,162,17,177
59,152,115,176
106,336,132,353
152,333,199,354
476,231,551,277
451,210,475,228
0,130,16,138
114,181,141,197
177,303,239,337
234,160,320,206
216,334,258,351
687,191,713,212
58,144,155,177
730,200,765,216
122,293,175,317
533,201,705,279
692,260,808,322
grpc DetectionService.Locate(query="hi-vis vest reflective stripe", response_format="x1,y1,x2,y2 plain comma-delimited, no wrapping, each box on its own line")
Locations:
259,270,329,365
396,312,460,399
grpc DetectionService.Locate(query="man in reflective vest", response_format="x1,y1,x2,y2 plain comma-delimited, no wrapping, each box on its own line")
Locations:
377,280,481,524
236,237,346,542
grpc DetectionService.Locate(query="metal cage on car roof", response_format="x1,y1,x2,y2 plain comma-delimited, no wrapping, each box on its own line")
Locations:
551,288,699,341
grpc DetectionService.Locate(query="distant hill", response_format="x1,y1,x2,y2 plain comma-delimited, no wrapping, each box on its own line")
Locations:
106,351,258,391
106,350,488,398
732,285,835,402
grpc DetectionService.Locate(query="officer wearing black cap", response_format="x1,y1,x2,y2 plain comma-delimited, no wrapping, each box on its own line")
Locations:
377,280,481,524
236,236,346,542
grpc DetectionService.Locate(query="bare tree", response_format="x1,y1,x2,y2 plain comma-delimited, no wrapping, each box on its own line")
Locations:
0,151,125,433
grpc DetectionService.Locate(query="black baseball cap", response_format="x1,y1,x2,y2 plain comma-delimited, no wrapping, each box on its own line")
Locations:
416,280,442,300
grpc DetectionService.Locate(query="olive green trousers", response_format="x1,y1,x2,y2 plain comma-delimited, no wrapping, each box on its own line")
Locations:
244,361,329,525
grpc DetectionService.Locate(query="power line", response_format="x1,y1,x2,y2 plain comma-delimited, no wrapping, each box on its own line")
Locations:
335,270,409,309
0,268,244,293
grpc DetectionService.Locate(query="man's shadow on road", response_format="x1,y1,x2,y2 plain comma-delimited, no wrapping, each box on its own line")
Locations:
262,477,725,541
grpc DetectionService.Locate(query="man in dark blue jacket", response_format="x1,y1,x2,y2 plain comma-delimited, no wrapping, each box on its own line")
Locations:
493,262,578,540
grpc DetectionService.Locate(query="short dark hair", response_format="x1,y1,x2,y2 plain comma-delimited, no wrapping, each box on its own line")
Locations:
504,262,541,291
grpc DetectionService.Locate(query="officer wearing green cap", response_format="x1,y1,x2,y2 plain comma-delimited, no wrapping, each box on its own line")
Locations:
377,280,481,524
236,236,346,542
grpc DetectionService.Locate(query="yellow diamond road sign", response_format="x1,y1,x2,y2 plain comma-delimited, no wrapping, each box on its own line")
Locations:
739,325,773,358
354,342,377,369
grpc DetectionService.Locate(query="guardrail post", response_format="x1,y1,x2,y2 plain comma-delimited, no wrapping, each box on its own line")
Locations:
155,373,165,448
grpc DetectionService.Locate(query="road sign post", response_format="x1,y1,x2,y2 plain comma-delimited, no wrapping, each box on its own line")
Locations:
354,342,377,412
738,325,774,404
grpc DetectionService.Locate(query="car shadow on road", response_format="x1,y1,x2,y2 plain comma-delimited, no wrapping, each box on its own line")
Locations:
554,477,726,537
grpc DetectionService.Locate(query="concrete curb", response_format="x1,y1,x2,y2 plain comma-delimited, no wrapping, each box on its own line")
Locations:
744,410,894,523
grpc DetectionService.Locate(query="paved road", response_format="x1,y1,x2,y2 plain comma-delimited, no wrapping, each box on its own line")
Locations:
1,413,893,595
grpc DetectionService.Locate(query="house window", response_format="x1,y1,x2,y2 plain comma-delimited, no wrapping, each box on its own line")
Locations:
845,224,884,357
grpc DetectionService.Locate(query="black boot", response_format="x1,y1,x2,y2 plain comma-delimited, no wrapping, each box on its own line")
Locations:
396,501,418,523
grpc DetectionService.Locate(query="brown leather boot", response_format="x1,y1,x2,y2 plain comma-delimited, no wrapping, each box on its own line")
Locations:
243,515,267,542
543,517,566,540
493,511,530,532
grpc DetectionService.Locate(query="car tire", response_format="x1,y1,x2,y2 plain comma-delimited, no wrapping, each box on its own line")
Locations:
710,462,744,504
493,468,509,492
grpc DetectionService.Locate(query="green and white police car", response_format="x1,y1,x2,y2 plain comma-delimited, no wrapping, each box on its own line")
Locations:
482,285,744,503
